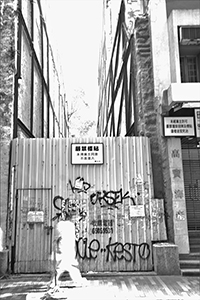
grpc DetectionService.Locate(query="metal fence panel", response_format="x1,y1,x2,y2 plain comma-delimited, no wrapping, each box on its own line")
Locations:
10,137,166,273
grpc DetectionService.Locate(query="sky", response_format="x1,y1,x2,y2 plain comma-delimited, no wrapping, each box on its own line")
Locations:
45,0,103,123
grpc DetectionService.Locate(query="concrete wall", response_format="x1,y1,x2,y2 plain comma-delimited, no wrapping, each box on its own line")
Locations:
166,0,200,17
124,0,190,251
132,2,186,248
168,9,200,83
148,0,175,243
0,0,15,247
148,0,190,252
167,138,189,253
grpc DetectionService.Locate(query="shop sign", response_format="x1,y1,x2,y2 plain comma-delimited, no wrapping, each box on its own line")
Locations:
194,109,200,138
71,143,104,165
163,117,195,137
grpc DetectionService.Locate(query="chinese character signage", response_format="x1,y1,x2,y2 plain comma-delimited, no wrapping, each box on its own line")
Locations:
129,205,145,218
71,143,104,165
163,117,195,137
27,211,44,223
194,109,200,138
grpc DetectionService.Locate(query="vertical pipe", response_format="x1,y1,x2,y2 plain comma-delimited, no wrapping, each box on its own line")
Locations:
40,10,44,137
47,37,50,138
13,0,22,138
30,0,34,133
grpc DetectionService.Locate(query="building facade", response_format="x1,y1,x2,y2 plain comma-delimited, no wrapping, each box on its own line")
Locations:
0,0,69,247
97,0,200,254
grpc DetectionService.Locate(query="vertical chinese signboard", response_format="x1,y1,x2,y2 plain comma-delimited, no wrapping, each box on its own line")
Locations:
163,116,195,137
194,109,200,138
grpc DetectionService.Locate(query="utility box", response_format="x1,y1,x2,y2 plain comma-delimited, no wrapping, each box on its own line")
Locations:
153,243,181,275
0,250,8,275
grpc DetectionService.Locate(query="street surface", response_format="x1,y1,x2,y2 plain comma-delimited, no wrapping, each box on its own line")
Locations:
0,273,199,300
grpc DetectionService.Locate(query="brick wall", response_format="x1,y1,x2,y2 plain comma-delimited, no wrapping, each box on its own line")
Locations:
133,16,164,199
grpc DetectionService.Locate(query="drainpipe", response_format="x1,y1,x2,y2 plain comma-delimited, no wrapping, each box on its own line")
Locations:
13,0,22,138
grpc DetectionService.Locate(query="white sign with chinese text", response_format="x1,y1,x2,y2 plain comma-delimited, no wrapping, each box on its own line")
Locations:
129,205,145,218
71,143,104,165
194,109,200,138
163,117,195,137
27,211,44,223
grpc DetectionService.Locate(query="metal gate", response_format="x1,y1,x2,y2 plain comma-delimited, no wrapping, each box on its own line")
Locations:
182,143,200,231
14,189,52,273
10,137,166,273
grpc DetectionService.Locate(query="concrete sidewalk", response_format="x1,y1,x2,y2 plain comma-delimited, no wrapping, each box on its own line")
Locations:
0,273,199,300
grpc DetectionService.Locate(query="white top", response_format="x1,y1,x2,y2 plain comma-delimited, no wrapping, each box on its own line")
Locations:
54,220,78,267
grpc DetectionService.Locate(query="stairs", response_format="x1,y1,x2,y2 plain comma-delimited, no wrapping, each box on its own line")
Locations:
189,230,200,253
179,253,200,276
179,231,200,276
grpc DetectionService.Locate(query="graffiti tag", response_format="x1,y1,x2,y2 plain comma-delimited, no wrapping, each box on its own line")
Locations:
90,188,136,209
69,177,91,194
76,237,150,262
52,195,87,222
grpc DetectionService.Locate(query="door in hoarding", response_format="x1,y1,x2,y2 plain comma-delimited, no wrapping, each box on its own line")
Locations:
13,189,52,273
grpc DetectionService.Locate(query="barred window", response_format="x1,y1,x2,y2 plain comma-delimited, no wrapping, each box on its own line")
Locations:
180,56,199,82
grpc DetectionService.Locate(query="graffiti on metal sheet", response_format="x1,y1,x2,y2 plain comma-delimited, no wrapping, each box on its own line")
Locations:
52,176,147,240
76,237,150,262
89,188,136,209
52,195,87,221
91,219,114,234
52,176,137,220
69,177,91,194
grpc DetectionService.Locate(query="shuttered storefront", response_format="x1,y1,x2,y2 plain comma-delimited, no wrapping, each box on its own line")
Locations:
182,139,200,231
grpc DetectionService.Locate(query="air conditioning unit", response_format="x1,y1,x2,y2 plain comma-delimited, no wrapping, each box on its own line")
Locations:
179,26,200,45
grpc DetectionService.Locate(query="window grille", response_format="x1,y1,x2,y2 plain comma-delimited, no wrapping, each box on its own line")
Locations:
179,26,200,41
180,56,199,83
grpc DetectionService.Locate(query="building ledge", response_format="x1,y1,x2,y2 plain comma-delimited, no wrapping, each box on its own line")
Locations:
166,83,200,109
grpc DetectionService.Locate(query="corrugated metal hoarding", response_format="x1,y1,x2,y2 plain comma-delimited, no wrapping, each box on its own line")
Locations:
9,137,166,273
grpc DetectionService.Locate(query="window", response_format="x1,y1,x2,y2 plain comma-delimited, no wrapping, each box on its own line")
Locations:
180,56,199,82
179,27,200,42
179,26,200,83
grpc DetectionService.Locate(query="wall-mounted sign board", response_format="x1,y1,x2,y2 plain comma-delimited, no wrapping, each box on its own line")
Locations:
27,211,44,223
71,143,104,165
129,205,145,218
195,109,200,138
163,116,195,137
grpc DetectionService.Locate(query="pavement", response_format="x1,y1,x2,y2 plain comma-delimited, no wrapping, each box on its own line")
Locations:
0,273,200,300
